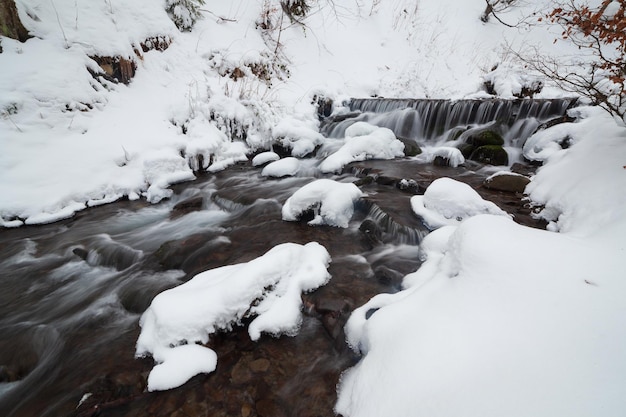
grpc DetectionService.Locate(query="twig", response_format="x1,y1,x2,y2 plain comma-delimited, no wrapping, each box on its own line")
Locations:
51,0,69,48
199,8,237,22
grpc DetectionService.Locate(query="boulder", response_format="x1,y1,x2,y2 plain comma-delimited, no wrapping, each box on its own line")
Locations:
396,136,422,157
469,145,509,166
466,129,504,147
484,172,530,193
0,0,30,43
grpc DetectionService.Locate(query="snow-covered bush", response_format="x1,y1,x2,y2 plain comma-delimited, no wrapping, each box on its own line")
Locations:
166,0,204,31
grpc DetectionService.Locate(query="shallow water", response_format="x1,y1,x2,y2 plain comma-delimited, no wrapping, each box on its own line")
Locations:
0,153,543,417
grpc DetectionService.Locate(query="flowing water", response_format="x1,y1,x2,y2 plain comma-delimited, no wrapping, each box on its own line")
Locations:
0,99,566,417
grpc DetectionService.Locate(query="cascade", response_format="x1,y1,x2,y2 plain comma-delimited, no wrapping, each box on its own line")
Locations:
322,98,577,146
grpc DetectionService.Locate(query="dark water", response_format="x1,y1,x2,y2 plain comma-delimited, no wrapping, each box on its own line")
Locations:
0,99,554,417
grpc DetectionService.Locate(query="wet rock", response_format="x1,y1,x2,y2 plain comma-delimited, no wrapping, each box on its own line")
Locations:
313,95,333,119
353,175,375,187
457,142,476,158
249,358,270,373
466,129,504,147
256,398,287,417
231,357,253,385
375,175,397,186
73,247,89,261
469,145,509,166
396,136,422,157
152,233,219,271
359,219,382,247
241,403,254,417
171,196,203,219
510,162,537,177
397,178,420,194
374,265,404,289
433,155,453,166
314,297,354,316
484,172,530,193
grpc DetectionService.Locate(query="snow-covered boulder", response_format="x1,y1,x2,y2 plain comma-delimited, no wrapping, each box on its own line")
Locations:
252,151,280,167
319,122,405,173
261,157,301,177
282,179,364,228
411,177,509,229
136,242,331,391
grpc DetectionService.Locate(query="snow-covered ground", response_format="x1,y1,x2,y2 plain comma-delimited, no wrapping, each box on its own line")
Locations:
2,0,626,415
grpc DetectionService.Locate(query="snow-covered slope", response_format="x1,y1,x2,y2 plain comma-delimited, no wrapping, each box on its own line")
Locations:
1,0,584,226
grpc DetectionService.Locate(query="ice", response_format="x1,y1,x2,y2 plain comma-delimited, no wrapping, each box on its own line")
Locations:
136,242,331,391
282,179,364,228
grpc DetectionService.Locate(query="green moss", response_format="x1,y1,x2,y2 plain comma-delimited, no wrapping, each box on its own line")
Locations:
469,145,509,166
466,130,504,147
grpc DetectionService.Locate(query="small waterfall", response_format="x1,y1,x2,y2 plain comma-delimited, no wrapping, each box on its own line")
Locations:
322,98,577,145
356,200,428,246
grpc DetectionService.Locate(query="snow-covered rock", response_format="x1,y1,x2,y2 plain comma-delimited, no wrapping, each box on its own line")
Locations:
411,177,509,229
319,122,405,173
282,179,364,228
136,242,331,391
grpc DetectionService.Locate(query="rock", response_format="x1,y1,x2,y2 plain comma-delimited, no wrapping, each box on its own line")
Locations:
457,142,475,158
231,358,253,385
469,145,509,166
484,172,530,193
0,0,31,43
314,297,354,315
359,219,382,247
374,265,404,288
89,55,137,84
249,358,271,373
466,129,504,147
171,196,203,218
241,403,253,417
313,95,333,119
396,136,422,157
510,162,537,177
433,155,452,166
256,398,287,417
397,178,420,194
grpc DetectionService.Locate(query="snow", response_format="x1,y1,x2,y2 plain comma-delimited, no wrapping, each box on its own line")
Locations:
319,122,405,173
338,214,626,417
411,177,510,229
525,107,626,236
282,179,364,228
252,151,280,167
417,146,466,167
261,157,301,178
136,242,331,391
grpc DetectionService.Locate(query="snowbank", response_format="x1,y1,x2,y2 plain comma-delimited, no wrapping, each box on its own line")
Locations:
282,179,364,228
338,214,626,417
320,122,405,173
411,177,509,229
524,107,626,236
136,242,331,391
